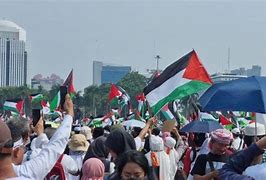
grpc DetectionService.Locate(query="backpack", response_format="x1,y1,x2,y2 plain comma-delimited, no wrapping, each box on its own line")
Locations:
183,147,199,176
45,154,66,180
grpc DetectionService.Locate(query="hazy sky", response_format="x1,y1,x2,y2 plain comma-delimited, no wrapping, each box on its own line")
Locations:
1,0,266,91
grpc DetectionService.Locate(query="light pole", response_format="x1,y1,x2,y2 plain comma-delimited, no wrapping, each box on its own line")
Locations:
155,55,161,73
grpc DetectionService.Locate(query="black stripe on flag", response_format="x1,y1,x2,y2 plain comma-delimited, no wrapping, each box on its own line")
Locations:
144,50,193,95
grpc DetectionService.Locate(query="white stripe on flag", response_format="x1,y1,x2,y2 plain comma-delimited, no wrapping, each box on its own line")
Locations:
145,69,189,106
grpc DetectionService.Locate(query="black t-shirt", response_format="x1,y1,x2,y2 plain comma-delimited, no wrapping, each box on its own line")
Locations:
191,152,229,176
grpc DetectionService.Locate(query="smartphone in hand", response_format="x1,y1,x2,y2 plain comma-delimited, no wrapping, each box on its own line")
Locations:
32,109,41,127
60,86,68,111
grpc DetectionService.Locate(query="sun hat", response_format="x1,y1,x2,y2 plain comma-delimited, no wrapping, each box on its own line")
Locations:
68,134,89,152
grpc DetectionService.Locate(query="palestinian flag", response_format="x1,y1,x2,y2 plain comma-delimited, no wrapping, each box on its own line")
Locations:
161,104,175,121
41,100,50,114
30,93,44,104
109,84,122,105
4,99,24,114
144,50,212,114
50,91,60,112
63,69,76,98
117,86,130,107
136,93,146,112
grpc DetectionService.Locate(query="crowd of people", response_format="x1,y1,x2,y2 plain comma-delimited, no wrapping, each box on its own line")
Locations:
1,94,266,180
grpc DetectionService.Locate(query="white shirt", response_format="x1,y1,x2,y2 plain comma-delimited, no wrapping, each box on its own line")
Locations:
231,137,244,151
13,115,73,179
61,154,79,180
134,136,142,151
68,153,86,180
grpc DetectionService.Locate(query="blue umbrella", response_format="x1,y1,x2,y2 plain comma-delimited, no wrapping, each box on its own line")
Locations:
180,120,223,133
199,76,266,113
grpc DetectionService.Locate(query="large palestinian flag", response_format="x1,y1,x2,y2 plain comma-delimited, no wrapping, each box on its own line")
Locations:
3,99,24,114
144,50,212,114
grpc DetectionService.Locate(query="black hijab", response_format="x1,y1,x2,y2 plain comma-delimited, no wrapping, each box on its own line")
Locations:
105,128,136,157
83,136,109,163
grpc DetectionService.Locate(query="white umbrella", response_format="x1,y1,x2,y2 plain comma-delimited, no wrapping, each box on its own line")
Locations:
121,119,146,128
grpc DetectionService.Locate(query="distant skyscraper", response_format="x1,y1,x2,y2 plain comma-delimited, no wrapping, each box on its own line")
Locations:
0,20,27,87
93,61,103,86
93,61,131,85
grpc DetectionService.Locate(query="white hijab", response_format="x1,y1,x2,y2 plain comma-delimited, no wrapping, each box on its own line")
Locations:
164,136,178,180
145,135,171,180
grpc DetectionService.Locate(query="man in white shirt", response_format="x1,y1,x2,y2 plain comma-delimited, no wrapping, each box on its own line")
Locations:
0,94,74,179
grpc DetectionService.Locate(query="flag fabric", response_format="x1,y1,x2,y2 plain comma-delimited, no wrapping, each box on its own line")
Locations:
50,91,60,112
63,69,76,97
219,114,233,125
30,93,44,104
41,100,50,114
112,108,121,117
144,50,212,114
161,104,175,121
102,112,115,126
108,84,122,105
4,99,24,114
108,84,130,108
136,93,146,112
117,86,130,107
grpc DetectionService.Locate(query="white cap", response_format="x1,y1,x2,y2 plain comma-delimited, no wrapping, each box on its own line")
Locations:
245,122,266,136
231,128,240,135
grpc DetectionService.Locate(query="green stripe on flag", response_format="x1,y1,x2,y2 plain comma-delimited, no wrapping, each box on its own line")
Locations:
152,80,211,114
50,91,60,111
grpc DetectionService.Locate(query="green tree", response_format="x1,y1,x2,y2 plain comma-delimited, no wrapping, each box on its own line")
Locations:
118,71,148,108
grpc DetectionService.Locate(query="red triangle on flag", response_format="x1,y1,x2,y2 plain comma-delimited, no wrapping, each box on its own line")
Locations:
136,93,145,101
16,100,24,114
108,84,122,101
183,50,213,84
219,114,232,125
63,69,75,94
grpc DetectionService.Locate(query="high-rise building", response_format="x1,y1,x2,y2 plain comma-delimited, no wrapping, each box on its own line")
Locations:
0,20,27,87
93,61,131,85
93,61,103,86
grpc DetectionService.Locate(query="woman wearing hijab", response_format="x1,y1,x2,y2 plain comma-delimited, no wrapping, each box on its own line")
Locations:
81,158,105,180
105,128,136,162
83,136,115,174
145,135,171,180
105,128,136,180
